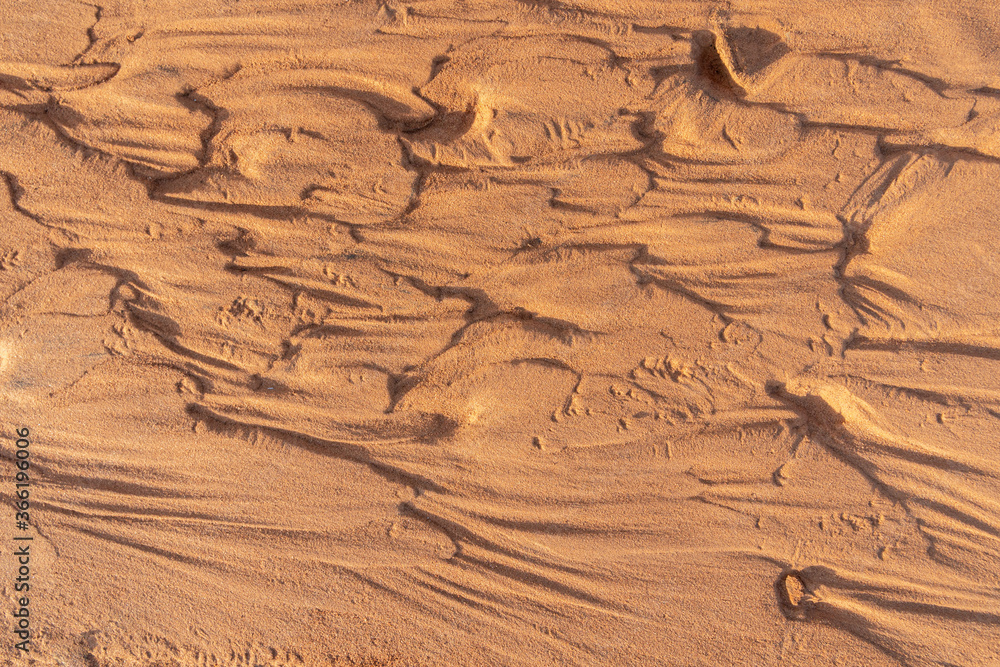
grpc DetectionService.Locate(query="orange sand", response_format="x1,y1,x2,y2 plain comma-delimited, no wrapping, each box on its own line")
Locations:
2,1,1000,665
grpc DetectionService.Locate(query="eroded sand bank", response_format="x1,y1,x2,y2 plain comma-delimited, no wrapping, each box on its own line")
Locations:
2,1,1000,665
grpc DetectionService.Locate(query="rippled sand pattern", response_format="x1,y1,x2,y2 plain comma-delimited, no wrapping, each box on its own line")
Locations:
2,2,1000,665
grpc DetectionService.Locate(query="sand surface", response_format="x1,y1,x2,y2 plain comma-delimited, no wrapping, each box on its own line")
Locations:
2,1,1000,665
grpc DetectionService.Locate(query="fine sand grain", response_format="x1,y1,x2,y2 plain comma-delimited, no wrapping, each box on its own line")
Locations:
2,1,1000,665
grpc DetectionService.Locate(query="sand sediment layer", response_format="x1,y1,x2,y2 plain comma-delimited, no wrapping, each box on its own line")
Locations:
2,2,1000,665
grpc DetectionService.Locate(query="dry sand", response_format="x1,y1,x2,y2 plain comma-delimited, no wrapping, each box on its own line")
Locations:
2,1,1000,665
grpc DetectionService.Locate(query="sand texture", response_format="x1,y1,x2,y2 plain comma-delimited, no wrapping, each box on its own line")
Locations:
2,1,1000,665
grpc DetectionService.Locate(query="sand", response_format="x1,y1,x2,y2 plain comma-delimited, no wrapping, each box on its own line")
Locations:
1,1,999,665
